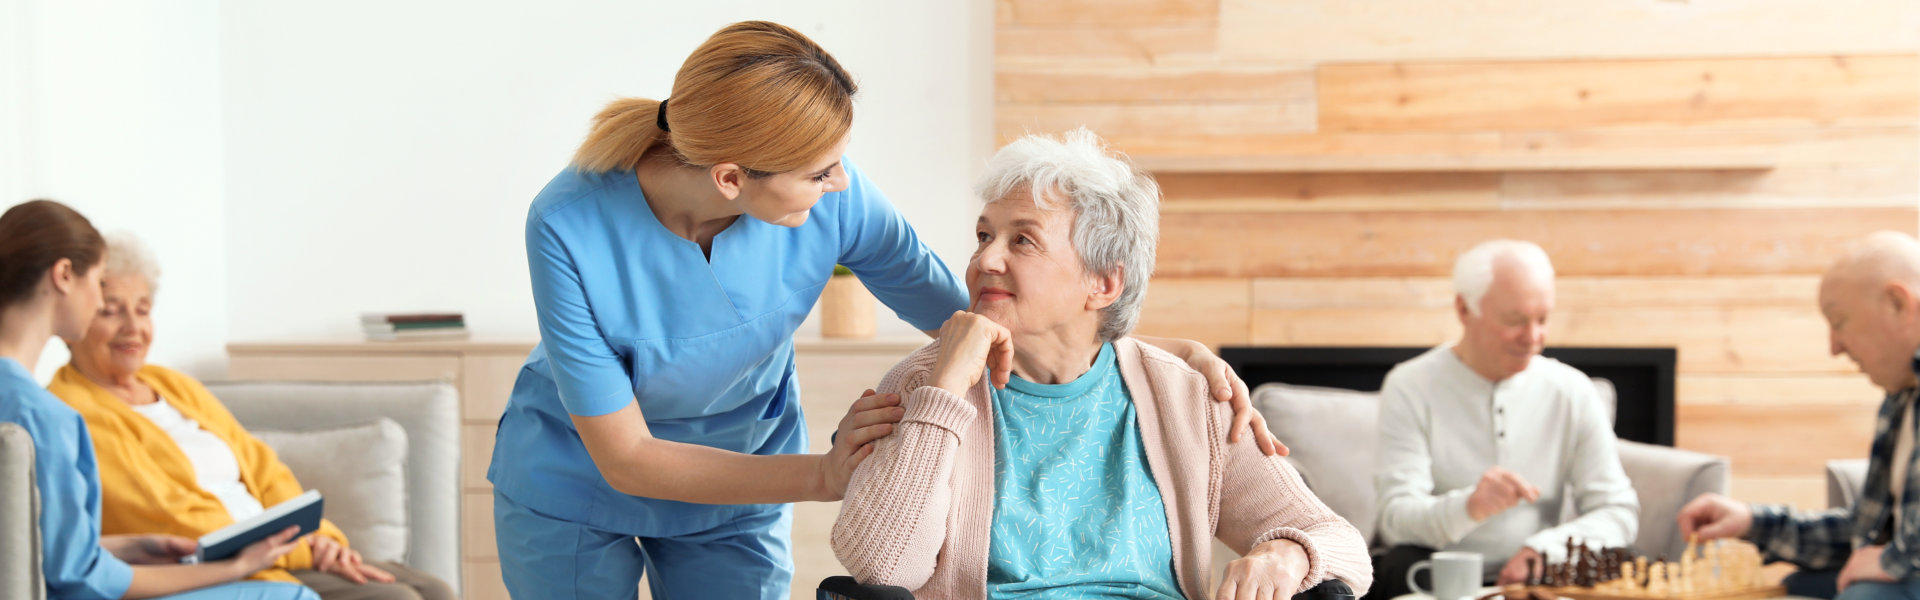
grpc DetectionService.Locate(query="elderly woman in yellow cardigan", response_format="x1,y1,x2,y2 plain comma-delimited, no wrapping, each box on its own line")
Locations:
45,234,453,600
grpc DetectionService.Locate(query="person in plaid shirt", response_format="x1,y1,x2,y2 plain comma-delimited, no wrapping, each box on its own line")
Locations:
1680,231,1920,600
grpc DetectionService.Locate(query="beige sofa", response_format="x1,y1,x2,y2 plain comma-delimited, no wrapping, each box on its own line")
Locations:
1254,381,1731,561
0,381,461,599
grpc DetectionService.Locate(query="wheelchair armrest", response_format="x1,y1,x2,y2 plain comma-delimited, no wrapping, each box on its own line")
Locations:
818,576,914,600
817,575,1355,600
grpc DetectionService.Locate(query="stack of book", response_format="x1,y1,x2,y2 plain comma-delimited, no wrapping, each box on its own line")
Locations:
361,312,468,342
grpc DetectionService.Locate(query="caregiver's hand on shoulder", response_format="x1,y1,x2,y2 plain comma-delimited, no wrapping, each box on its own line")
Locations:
929,311,1014,397
819,388,900,500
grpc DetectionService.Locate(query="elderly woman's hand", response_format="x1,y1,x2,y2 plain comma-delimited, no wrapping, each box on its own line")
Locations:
1217,539,1312,600
929,311,1014,397
310,535,395,584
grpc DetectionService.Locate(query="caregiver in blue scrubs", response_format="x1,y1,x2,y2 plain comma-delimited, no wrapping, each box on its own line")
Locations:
488,21,1283,599
0,199,315,600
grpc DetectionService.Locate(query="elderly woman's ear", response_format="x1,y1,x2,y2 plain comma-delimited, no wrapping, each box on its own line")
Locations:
1084,267,1125,312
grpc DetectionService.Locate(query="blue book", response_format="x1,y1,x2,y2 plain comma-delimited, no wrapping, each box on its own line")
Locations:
182,490,324,564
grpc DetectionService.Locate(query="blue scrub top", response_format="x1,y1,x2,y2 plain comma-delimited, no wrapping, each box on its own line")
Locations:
489,158,968,536
0,358,133,600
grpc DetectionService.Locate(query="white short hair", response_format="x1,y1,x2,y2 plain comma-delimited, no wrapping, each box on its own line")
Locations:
103,232,160,292
975,128,1160,342
1452,239,1553,316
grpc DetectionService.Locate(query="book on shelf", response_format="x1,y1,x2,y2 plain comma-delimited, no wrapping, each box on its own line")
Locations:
360,312,464,325
363,320,467,334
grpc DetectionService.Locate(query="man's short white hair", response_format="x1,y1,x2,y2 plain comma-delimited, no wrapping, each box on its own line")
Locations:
103,232,160,292
1453,239,1553,316
974,128,1160,343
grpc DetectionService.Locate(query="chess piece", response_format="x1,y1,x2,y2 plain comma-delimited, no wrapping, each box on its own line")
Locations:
1636,555,1650,587
1648,562,1668,597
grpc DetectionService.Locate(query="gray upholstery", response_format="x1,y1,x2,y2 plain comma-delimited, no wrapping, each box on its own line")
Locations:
0,422,44,600
205,380,461,594
1618,440,1731,560
1828,459,1869,510
1254,380,1729,561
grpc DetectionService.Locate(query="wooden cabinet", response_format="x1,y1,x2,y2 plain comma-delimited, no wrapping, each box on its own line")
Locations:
227,337,925,600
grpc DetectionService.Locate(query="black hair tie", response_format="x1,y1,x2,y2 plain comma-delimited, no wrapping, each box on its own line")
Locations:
656,98,671,132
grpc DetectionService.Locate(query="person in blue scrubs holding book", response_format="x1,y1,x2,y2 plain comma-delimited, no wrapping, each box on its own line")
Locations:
0,199,317,600
488,21,1286,600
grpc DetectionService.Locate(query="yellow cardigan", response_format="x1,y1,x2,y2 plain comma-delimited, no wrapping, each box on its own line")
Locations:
47,364,348,583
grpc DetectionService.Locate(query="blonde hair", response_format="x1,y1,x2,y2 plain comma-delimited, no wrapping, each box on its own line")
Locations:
571,21,857,175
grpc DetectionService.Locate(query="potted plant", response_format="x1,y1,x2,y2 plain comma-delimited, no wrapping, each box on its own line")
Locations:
819,265,875,339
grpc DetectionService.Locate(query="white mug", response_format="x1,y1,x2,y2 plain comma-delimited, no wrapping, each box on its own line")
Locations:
1407,551,1483,600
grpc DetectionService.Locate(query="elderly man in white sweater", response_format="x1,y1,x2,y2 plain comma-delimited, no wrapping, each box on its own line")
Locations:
1368,240,1640,600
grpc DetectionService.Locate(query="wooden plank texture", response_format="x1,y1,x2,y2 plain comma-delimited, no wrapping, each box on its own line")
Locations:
996,26,1216,62
1135,278,1253,346
1158,208,1914,278
998,102,1314,138
1159,172,1499,213
996,63,1312,104
998,0,1218,27
1731,476,1833,512
1677,403,1879,476
1093,127,1916,172
1216,0,1920,62
1244,306,1851,374
1679,374,1883,406
1499,166,1919,210
1245,277,1853,374
1319,56,1920,132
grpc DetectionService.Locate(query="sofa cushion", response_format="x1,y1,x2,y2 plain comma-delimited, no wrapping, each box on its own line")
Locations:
1252,376,1619,546
1828,459,1869,510
254,419,409,563
1254,382,1383,542
0,422,43,600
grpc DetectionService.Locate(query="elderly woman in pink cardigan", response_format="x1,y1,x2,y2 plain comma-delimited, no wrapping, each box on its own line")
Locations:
831,129,1373,600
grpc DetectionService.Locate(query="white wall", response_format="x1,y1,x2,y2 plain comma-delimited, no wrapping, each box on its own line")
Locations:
9,0,228,381
220,2,993,347
6,1,991,379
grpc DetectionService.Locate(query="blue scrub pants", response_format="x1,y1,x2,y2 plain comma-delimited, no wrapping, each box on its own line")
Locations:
155,582,318,600
493,489,794,600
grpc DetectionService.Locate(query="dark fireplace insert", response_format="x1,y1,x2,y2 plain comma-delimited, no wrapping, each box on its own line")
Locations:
1220,346,1677,446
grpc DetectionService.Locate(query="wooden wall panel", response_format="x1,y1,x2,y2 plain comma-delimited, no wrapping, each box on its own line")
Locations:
998,103,1314,138
1215,0,1920,62
997,0,1920,509
997,0,1218,27
1244,306,1848,374
1159,208,1913,278
1732,476,1832,512
1677,403,1880,476
1319,56,1920,133
1679,374,1883,406
1159,172,1499,213
1499,166,1919,210
997,64,1312,104
996,26,1216,63
1499,127,1920,167
1243,277,1849,373
1136,278,1252,346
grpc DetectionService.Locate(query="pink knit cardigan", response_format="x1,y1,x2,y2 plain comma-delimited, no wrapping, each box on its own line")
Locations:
832,337,1374,599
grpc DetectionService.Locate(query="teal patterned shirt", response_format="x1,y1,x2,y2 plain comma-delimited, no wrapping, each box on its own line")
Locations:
987,342,1186,600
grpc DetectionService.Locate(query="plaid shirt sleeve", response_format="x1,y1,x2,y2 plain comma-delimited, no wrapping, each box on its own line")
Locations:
1746,503,1854,571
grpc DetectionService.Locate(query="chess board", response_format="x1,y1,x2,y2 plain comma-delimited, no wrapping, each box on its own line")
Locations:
1547,583,1786,600
1523,538,1784,600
